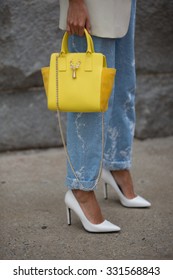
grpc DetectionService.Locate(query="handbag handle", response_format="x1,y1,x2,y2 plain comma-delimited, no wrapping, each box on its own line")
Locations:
60,29,95,54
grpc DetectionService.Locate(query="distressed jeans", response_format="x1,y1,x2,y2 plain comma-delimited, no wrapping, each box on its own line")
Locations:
66,0,136,190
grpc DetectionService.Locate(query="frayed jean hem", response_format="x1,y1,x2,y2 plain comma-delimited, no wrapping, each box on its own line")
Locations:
66,177,98,191
103,159,132,171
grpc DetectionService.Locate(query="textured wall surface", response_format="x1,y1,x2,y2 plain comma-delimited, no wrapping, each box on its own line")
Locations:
0,0,64,151
0,0,172,151
135,0,173,138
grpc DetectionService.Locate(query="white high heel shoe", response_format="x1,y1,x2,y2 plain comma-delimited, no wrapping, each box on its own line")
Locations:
101,168,151,208
65,190,121,233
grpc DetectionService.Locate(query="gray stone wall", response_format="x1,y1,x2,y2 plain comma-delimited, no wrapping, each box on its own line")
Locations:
0,0,172,151
135,0,173,139
0,0,64,151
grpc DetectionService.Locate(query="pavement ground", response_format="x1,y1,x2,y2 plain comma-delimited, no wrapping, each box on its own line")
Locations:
0,137,173,260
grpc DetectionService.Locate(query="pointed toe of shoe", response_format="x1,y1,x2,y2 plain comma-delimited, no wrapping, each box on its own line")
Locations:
84,220,121,233
102,220,121,232
121,195,151,208
135,196,151,207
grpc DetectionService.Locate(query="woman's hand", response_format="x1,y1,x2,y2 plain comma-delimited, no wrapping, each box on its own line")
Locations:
67,0,91,36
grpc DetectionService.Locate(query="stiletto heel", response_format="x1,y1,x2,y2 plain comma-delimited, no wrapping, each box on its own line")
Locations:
66,207,71,225
101,168,151,208
103,183,108,200
64,190,120,233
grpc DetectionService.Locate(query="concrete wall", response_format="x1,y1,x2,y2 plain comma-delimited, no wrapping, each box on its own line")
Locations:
0,0,172,151
135,0,173,139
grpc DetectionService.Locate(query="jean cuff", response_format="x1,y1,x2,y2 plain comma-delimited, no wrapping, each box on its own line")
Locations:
103,159,131,170
65,177,98,191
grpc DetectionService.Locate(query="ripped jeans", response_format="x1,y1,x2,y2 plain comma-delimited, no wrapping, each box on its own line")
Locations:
66,0,136,190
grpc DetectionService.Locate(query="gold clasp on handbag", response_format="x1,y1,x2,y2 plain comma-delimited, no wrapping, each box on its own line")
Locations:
70,60,81,79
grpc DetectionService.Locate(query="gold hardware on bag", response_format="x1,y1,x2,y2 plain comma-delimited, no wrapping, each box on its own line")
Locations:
70,60,81,79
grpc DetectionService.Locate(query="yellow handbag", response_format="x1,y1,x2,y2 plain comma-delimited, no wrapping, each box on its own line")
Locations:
41,30,116,189
41,29,116,112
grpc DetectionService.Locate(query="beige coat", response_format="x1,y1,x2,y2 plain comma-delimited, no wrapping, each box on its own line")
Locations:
59,0,132,38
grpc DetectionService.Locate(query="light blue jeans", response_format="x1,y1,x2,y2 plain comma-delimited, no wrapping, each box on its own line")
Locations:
66,0,136,190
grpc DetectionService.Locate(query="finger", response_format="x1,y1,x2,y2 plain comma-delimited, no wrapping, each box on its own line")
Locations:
67,19,76,35
71,23,79,35
85,19,91,34
78,26,85,36
66,24,72,35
